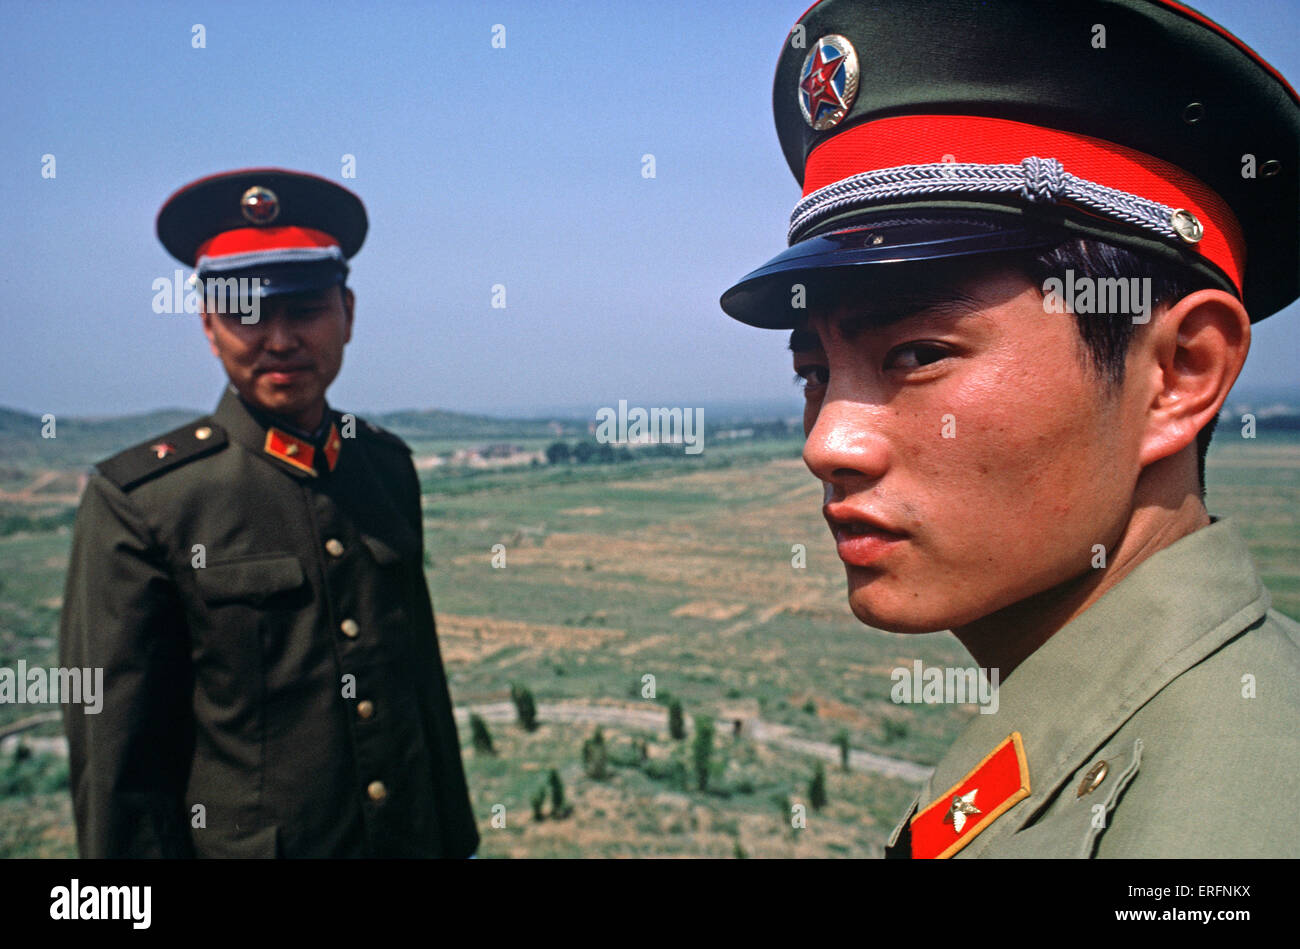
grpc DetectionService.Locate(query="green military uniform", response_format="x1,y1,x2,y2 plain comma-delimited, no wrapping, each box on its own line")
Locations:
60,386,480,858
60,168,478,858
719,1,1300,857
883,519,1300,858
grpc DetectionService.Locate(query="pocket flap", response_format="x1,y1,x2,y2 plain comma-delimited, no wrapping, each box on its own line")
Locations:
196,554,305,604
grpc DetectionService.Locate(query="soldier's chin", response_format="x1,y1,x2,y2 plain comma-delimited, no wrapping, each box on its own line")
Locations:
253,381,313,414
845,576,948,635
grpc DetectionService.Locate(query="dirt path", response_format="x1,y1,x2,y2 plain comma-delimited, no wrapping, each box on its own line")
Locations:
456,700,932,784
6,699,934,785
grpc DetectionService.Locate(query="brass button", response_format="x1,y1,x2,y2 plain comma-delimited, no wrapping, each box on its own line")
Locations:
357,700,375,720
1170,208,1203,244
194,426,212,440
1076,760,1109,798
340,618,359,639
325,538,345,557
367,780,387,802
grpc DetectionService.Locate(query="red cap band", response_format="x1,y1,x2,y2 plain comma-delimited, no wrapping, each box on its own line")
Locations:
195,226,340,265
803,114,1245,294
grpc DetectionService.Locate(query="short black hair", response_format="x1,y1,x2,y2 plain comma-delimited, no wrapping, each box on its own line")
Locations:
1018,239,1227,497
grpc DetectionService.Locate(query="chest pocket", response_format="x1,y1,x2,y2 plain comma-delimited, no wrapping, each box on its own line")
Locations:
196,553,307,605
191,553,310,715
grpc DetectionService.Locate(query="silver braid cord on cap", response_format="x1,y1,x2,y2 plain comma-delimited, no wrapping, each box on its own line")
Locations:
787,157,1180,245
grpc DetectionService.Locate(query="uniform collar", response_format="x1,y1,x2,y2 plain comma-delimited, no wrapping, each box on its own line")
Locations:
899,517,1270,857
212,385,343,478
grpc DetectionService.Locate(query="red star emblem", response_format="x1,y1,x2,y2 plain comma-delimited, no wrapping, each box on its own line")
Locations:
800,44,845,122
150,442,176,460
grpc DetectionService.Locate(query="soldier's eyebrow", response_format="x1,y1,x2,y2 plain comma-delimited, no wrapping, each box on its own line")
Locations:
786,285,982,352
788,328,821,353
835,287,983,340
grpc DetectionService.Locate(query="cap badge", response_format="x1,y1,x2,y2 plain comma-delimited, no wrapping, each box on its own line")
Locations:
799,34,859,131
240,185,280,226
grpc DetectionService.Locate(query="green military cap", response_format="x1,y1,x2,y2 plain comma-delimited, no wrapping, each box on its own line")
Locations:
720,0,1300,327
156,168,367,298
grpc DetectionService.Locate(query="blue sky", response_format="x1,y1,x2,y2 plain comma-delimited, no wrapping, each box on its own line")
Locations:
2,0,1297,418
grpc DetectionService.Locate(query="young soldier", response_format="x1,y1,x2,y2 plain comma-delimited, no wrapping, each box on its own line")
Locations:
721,0,1299,857
60,169,479,858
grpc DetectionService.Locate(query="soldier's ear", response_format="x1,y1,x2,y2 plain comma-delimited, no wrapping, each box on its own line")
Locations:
341,286,355,344
1135,288,1249,472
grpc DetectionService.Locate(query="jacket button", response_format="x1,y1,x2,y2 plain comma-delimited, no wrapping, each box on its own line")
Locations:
357,700,375,720
1076,760,1109,797
367,780,387,802
340,618,360,638
325,538,345,557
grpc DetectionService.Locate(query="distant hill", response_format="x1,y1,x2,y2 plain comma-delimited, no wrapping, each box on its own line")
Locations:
373,409,577,440
0,404,584,472
0,406,202,469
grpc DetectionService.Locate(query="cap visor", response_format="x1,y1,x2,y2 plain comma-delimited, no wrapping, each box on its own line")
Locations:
196,262,346,303
720,211,1065,328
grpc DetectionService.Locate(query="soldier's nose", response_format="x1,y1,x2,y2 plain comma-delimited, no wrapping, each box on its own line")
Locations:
802,398,891,488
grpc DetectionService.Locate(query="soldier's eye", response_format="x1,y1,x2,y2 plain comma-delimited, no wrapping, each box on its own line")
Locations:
884,343,951,371
794,365,829,390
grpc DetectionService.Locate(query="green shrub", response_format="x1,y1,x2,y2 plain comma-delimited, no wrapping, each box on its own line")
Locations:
510,683,538,732
809,762,828,811
692,715,715,791
668,698,685,741
469,714,495,755
582,727,609,780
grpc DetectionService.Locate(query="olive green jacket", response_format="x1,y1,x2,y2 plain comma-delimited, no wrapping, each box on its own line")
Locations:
59,387,479,858
886,518,1300,858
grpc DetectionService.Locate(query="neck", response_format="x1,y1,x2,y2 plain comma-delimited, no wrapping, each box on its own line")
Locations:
283,401,327,435
952,477,1210,681
237,392,328,438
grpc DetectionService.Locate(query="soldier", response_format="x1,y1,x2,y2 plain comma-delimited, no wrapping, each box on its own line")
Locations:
720,1,1299,857
59,169,479,858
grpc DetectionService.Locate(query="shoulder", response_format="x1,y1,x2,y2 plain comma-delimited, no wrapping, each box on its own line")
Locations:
1095,611,1300,856
95,416,229,493
339,412,411,455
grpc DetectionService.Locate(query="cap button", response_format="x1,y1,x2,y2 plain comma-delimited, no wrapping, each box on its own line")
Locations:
1170,209,1203,244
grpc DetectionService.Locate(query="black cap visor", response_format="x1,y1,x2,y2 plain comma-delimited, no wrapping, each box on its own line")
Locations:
721,210,1068,328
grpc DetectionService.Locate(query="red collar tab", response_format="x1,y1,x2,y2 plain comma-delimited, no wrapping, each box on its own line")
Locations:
910,732,1030,859
264,427,316,476
322,424,342,472
263,423,343,476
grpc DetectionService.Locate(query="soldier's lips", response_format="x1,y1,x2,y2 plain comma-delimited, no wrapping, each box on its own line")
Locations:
824,507,908,567
258,365,313,384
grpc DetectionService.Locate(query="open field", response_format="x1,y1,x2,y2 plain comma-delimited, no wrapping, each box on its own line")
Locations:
0,428,1296,858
